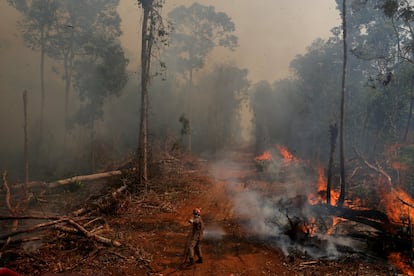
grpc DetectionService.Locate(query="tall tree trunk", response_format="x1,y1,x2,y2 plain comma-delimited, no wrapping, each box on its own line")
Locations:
327,124,338,205
39,26,45,151
63,56,69,150
90,119,95,173
23,90,29,191
188,67,193,153
338,0,348,207
63,28,74,150
137,0,154,191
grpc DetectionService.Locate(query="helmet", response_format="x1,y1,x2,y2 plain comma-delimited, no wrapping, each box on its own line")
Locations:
193,208,201,216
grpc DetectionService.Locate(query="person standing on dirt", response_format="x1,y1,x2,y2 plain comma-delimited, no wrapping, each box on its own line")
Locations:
187,208,204,265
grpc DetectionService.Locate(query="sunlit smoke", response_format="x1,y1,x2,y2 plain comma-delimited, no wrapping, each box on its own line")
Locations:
203,226,226,240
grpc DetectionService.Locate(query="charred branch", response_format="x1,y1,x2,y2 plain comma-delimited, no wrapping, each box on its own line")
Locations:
354,149,392,186
310,204,392,233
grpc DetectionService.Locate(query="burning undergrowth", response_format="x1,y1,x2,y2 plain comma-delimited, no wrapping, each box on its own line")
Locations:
209,146,414,273
229,183,364,260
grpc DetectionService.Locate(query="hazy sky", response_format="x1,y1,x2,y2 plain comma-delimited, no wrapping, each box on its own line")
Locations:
0,1,340,83
118,0,341,82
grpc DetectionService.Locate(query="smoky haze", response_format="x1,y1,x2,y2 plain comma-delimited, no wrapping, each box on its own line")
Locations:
119,0,340,81
0,1,339,180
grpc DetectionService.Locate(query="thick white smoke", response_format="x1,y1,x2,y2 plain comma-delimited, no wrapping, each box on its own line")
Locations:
208,152,360,259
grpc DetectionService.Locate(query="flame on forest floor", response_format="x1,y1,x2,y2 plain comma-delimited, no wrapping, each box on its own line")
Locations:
389,252,414,276
275,144,298,163
381,187,414,224
308,165,340,206
254,151,272,161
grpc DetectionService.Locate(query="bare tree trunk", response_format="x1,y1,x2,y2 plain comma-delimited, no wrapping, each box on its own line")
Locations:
90,120,95,173
63,29,74,150
23,90,29,191
137,0,154,191
338,0,348,207
188,67,193,153
327,124,338,205
39,26,45,151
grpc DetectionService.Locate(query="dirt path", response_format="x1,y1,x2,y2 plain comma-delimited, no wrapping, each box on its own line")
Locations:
143,151,290,276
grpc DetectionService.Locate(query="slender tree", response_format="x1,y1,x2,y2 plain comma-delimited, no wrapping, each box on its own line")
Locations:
327,124,338,205
136,0,166,190
338,0,348,207
7,0,57,149
23,90,29,190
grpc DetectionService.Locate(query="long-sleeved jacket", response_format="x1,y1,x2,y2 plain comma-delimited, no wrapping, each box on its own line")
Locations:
189,216,204,241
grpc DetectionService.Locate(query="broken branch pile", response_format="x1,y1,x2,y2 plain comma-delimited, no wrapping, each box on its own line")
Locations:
0,215,121,248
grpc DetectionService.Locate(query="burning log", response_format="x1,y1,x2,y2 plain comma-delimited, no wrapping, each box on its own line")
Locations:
310,204,392,233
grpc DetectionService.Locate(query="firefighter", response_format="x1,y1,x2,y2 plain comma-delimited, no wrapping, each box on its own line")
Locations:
187,208,204,265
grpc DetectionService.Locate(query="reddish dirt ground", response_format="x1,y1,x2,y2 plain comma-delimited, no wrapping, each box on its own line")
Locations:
2,150,405,275
109,150,394,276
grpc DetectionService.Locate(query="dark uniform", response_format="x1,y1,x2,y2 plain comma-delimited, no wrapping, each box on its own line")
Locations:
188,209,204,264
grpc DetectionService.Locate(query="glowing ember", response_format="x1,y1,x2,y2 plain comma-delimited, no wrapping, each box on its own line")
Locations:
326,217,346,235
389,252,414,276
254,151,272,161
391,161,409,170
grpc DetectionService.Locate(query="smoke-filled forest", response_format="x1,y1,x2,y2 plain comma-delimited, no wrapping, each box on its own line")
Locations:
0,0,340,181
2,0,414,275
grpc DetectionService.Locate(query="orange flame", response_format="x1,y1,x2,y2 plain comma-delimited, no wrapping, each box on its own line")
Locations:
326,217,346,235
381,187,414,224
308,165,340,206
275,144,297,162
389,252,414,276
254,151,272,161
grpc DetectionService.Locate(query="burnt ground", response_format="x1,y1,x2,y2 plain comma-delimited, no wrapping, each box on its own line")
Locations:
0,149,408,275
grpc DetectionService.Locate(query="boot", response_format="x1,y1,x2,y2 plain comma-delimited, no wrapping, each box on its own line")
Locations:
196,257,203,263
188,258,194,265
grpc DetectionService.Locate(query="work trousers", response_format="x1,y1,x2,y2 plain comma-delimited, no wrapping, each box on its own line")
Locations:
188,239,202,259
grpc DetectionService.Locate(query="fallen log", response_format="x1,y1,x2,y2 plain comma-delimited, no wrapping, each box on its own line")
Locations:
72,185,128,217
309,204,393,233
0,236,42,248
66,219,121,247
13,169,131,189
0,215,64,221
0,218,69,240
